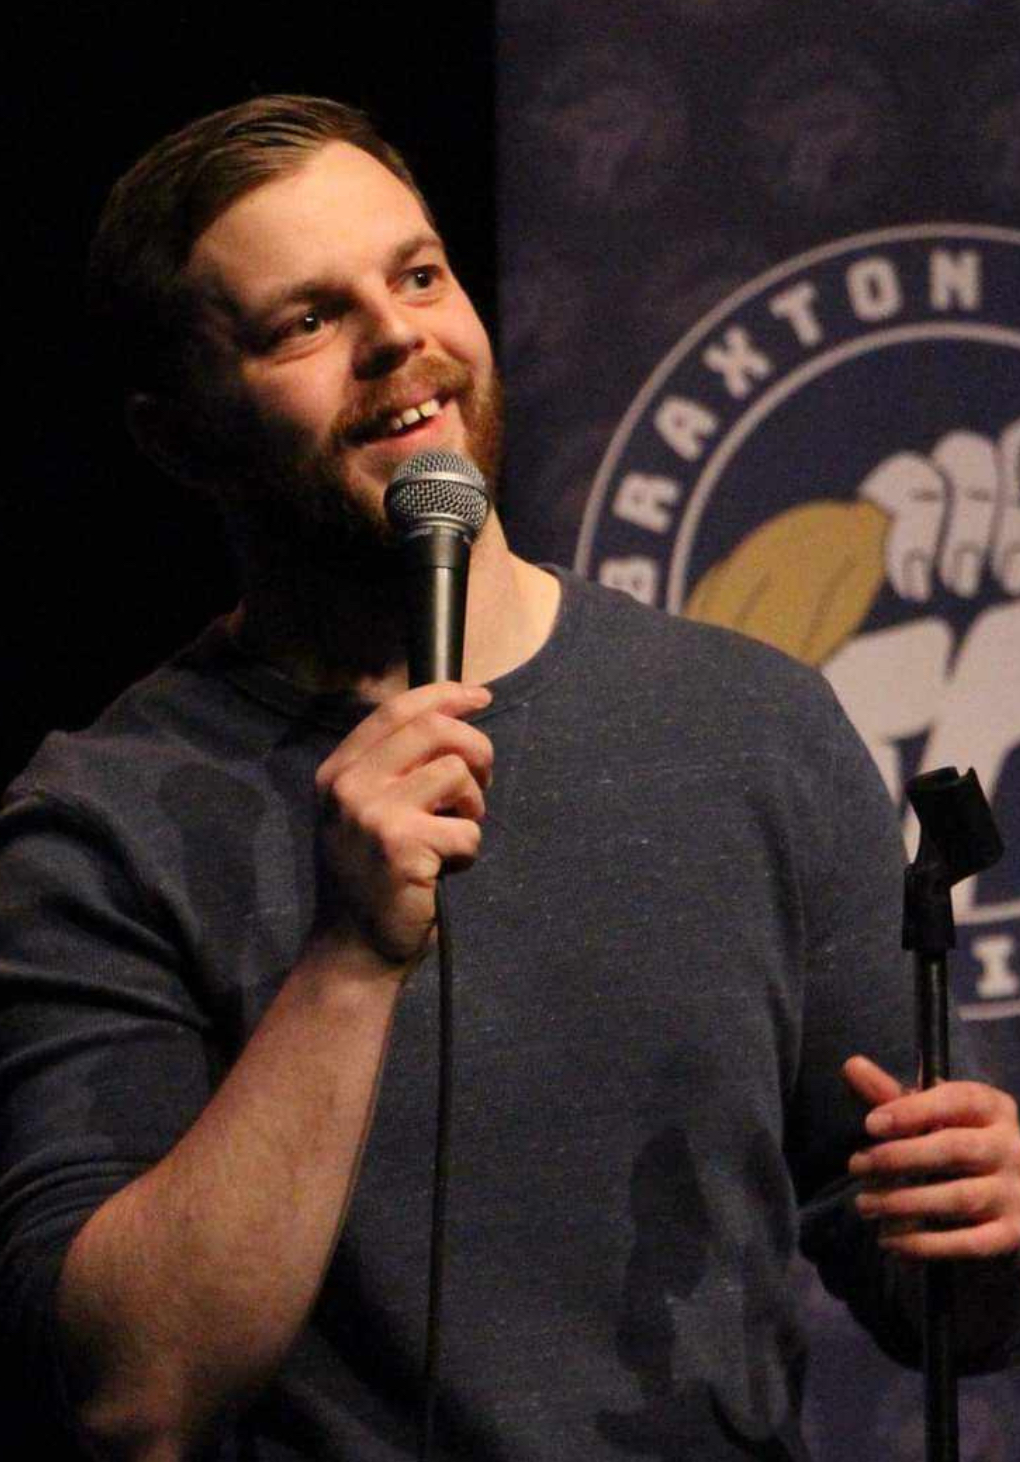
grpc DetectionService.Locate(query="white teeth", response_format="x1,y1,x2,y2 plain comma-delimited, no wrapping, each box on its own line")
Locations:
380,397,443,438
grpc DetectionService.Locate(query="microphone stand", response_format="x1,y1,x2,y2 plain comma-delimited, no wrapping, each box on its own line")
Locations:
901,768,1003,1462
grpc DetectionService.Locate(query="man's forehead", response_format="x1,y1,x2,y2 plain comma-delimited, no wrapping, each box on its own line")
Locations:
187,141,434,299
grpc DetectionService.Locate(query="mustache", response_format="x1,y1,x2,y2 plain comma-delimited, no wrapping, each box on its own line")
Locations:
329,357,475,447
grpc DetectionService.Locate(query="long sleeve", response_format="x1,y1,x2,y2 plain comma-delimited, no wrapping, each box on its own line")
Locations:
0,787,217,1447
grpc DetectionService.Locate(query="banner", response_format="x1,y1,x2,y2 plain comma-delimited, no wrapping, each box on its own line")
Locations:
498,2,1020,1455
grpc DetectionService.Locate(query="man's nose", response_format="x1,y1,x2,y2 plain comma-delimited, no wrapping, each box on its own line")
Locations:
352,296,423,380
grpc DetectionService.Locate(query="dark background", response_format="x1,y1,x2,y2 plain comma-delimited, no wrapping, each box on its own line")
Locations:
4,2,496,787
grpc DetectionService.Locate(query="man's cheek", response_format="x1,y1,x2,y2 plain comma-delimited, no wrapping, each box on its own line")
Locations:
253,389,334,457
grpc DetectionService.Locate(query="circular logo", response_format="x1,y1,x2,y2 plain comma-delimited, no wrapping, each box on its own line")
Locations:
577,224,1020,1022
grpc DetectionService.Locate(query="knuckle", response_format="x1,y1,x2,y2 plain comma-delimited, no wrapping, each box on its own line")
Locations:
939,1130,975,1168
394,843,433,884
449,822,483,865
375,811,414,859
956,1183,988,1220
330,765,357,803
960,1226,994,1259
976,1132,1004,1170
966,1080,998,1114
421,709,449,739
865,1145,894,1173
332,775,367,825
450,832,481,865
386,693,414,723
468,719,493,748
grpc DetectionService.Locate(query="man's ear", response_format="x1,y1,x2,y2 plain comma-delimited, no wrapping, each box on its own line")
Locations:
125,391,210,491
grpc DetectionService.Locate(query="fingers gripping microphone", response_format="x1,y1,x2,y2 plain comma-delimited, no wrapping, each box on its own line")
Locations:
384,450,490,688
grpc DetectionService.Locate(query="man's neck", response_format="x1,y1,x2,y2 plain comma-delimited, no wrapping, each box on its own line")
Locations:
229,515,561,701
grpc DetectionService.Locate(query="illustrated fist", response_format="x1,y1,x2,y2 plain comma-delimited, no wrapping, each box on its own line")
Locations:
314,682,493,965
859,422,1020,601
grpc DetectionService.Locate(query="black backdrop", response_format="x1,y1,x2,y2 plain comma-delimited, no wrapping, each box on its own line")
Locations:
4,1,496,789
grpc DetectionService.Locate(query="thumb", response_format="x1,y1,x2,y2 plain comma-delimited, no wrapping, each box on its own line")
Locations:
843,1053,906,1109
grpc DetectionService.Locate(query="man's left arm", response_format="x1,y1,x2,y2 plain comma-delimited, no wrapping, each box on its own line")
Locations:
786,669,1020,1370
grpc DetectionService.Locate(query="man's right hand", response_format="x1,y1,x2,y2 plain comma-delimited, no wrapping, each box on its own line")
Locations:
314,681,494,965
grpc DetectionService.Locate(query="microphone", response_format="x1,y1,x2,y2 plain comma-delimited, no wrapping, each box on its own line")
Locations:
384,450,490,688
385,450,489,1460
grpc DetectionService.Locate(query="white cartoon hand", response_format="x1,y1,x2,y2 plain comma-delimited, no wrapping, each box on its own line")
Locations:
993,419,1020,594
931,431,1000,597
858,451,946,601
858,426,1020,601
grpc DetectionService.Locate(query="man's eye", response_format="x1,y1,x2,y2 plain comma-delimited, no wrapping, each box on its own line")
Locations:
270,311,323,345
258,311,325,353
408,265,440,290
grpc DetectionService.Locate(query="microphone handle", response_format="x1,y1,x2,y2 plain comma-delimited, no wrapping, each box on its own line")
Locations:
400,527,472,688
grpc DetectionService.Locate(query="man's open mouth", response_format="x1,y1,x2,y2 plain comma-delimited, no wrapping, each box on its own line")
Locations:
347,394,447,445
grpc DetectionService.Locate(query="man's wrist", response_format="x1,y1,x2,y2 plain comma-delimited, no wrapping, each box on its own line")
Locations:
293,923,412,1005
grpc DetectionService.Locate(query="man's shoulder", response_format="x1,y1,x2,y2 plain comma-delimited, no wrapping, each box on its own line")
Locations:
561,568,835,718
3,618,274,820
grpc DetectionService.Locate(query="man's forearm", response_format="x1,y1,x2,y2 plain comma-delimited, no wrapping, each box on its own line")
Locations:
56,933,406,1459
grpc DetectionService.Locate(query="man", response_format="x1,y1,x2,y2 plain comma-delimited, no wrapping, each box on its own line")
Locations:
1,94,1018,1462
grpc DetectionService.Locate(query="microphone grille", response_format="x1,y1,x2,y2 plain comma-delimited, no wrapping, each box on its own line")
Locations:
385,450,490,541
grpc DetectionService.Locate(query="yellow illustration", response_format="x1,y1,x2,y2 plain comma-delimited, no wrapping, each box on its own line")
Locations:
685,499,888,666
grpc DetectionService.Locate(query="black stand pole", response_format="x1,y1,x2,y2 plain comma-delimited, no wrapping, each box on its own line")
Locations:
902,768,1003,1462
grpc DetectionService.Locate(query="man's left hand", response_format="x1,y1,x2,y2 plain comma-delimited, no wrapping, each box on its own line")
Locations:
843,1054,1020,1261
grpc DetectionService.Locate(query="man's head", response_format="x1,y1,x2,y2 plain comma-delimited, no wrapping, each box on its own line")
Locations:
90,94,502,543
91,95,426,401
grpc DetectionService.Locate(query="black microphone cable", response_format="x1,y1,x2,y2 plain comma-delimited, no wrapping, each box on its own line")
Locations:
419,875,454,1462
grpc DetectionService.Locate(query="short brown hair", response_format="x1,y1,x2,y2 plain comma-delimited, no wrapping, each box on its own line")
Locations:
89,94,426,395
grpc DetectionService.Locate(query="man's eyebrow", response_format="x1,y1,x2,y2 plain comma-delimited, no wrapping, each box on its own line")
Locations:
237,231,448,325
388,230,447,272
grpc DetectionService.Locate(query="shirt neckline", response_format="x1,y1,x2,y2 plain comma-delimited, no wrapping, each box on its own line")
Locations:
182,563,585,733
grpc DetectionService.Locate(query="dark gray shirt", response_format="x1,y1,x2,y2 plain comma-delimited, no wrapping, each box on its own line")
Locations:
1,569,1014,1459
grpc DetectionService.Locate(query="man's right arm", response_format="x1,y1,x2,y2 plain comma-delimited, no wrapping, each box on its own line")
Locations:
53,680,493,1460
